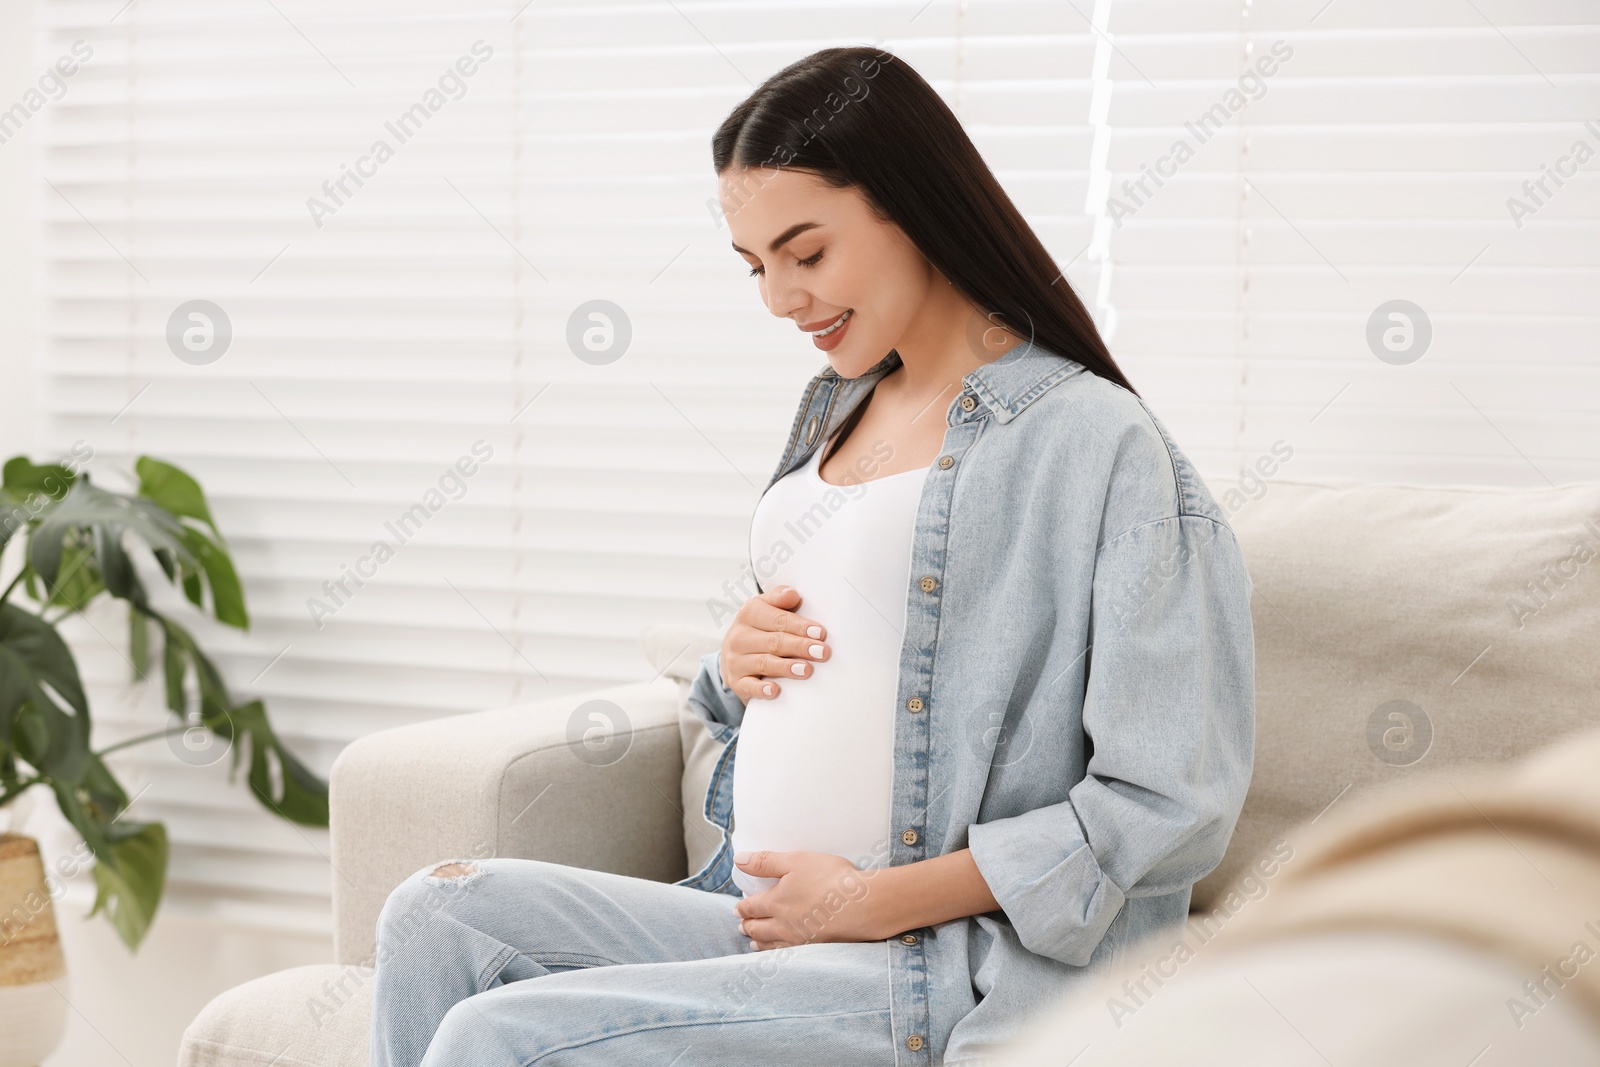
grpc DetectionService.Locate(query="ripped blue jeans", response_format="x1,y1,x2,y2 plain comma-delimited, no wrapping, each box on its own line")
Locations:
369,856,902,1067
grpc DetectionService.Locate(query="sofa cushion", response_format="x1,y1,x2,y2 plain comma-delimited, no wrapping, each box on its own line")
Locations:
178,963,369,1067
1192,476,1600,911
638,623,729,880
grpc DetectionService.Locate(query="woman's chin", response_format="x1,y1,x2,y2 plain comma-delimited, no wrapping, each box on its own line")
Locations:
825,348,882,380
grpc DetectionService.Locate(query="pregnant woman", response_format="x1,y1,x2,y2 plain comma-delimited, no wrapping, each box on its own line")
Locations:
369,45,1255,1067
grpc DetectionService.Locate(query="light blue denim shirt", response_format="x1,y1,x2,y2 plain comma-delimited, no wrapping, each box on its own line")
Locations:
676,341,1256,1065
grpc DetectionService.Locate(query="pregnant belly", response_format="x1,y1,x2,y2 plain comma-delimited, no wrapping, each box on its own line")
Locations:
730,639,898,895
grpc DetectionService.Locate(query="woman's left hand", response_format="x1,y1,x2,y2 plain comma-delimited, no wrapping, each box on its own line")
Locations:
732,850,886,950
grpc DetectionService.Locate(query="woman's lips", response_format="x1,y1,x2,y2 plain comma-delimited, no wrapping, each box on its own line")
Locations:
810,309,853,351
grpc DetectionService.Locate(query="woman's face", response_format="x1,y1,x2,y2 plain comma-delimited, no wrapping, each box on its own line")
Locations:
719,165,934,379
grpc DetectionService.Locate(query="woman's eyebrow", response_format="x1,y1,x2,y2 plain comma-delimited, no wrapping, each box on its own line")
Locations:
731,221,823,257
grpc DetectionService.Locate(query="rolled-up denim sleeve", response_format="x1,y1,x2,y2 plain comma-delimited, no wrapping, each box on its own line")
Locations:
966,514,1256,967
686,648,747,740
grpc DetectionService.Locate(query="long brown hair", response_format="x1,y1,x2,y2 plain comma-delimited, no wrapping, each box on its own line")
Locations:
711,45,1138,400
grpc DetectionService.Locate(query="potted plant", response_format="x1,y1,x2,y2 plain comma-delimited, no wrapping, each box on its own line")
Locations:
0,448,328,1062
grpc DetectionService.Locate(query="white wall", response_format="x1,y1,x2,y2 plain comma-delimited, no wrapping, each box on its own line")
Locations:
0,0,38,464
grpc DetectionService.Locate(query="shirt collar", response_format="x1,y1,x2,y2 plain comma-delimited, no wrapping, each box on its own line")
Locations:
814,339,1088,426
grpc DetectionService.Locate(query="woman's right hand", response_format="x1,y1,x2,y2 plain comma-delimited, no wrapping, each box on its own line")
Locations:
720,585,830,702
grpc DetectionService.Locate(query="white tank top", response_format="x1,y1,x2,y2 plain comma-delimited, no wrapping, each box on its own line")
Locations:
730,431,929,896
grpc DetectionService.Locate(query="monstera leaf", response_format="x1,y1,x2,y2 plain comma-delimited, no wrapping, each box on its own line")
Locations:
0,457,75,554
153,612,328,826
136,457,248,630
29,474,192,614
0,602,90,781
47,761,168,951
0,452,327,953
87,819,169,950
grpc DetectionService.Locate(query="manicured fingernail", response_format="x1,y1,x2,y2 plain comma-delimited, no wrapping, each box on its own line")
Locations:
790,663,806,676
734,851,751,863
763,683,774,696
808,644,824,657
807,625,822,638
749,939,758,951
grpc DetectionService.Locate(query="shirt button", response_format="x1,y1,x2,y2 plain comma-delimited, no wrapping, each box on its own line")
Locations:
900,933,919,945
906,1035,924,1051
906,697,924,713
805,415,820,444
937,454,953,469
919,576,937,593
960,395,976,412
901,828,919,845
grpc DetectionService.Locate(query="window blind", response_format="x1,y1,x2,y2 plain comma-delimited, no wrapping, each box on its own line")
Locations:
1100,0,1600,484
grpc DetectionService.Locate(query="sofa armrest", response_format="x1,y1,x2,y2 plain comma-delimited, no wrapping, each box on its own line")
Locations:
327,676,687,966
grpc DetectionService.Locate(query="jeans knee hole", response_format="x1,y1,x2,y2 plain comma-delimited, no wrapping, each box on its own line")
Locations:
424,861,484,887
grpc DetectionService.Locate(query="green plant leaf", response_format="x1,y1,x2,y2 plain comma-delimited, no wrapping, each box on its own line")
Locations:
3,671,89,782
154,615,329,827
45,766,158,950
152,547,178,583
43,537,106,613
29,477,193,612
161,618,187,716
47,751,131,836
180,567,204,611
0,457,75,555
0,603,87,717
134,457,249,628
1,456,76,503
129,607,150,680
0,602,90,776
94,518,152,611
178,527,249,630
228,700,330,825
135,457,219,538
77,750,132,818
86,819,168,952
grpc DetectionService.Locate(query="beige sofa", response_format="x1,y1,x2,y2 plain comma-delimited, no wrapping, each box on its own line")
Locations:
177,476,1600,1066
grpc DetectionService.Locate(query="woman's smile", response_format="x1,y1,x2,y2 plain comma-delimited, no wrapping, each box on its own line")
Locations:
806,308,854,350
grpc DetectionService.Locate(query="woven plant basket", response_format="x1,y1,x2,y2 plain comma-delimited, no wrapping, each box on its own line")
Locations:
0,833,70,1067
